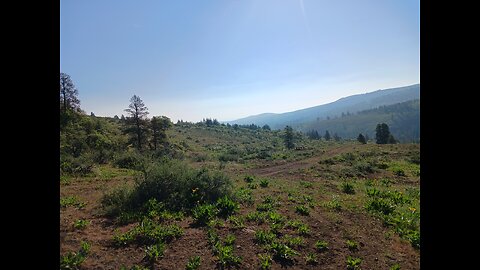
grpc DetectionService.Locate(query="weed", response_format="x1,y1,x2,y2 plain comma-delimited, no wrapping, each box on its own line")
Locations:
235,188,254,206
227,215,245,229
216,196,239,217
315,240,329,251
60,241,90,270
268,241,299,262
299,181,313,188
258,253,273,269
247,182,258,189
245,211,268,224
324,196,342,211
73,219,90,230
341,182,356,194
304,252,318,265
295,205,310,216
365,198,396,215
260,178,269,187
216,244,242,267
297,224,310,236
244,175,255,183
192,203,217,226
144,242,165,263
255,230,276,245
283,235,305,248
390,263,401,270
60,196,86,209
185,256,201,270
224,234,236,246
346,240,359,251
346,256,362,269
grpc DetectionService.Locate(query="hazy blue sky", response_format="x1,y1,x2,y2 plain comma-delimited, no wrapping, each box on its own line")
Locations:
60,0,419,122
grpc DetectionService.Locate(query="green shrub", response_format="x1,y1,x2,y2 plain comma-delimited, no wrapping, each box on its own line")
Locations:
227,215,245,229
60,155,94,176
113,151,145,171
390,263,401,270
247,182,258,189
224,234,236,246
283,235,305,248
106,160,233,213
186,256,201,270
216,244,242,267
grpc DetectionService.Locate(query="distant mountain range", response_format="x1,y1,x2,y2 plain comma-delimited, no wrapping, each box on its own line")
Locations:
228,83,420,142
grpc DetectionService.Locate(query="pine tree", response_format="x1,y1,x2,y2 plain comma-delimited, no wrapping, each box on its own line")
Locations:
124,95,149,150
375,123,391,144
284,126,295,149
357,133,367,144
324,130,331,141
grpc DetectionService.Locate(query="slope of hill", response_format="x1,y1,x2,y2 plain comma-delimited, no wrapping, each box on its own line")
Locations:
228,84,420,130
300,99,420,143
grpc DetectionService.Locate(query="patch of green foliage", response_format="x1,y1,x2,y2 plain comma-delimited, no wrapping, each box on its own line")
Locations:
60,196,86,209
295,205,310,216
341,182,356,194
73,219,90,230
60,242,91,270
216,196,239,217
258,253,273,270
315,240,329,251
259,178,270,187
346,240,359,251
346,256,362,270
185,256,201,270
304,252,318,265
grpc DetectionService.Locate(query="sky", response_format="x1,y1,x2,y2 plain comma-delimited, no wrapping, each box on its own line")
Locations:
60,0,420,122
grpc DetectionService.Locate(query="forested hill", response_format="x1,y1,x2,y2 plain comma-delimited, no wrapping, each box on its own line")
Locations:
228,84,420,130
300,99,420,143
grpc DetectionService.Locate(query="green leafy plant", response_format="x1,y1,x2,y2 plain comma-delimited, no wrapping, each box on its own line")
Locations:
255,230,276,245
192,203,217,226
268,241,299,262
295,205,310,216
283,235,305,247
224,234,236,246
346,256,362,269
60,241,90,270
235,188,254,205
346,240,359,251
390,264,401,270
341,182,356,194
258,253,273,269
244,175,255,183
60,196,86,209
315,240,329,251
144,242,165,263
216,196,239,217
247,182,258,189
297,224,310,236
304,252,318,265
227,215,245,229
185,256,201,270
260,178,269,187
216,244,242,267
324,196,342,211
73,219,90,230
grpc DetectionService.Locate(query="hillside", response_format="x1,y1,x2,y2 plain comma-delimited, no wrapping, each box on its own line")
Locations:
300,99,420,143
228,84,420,130
60,117,420,270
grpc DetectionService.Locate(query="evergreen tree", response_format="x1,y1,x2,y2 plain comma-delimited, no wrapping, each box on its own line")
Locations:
324,130,331,141
60,72,81,129
388,134,397,144
284,126,295,149
124,95,149,150
113,115,119,120
333,133,341,141
262,124,271,131
150,116,172,150
375,123,391,144
357,133,367,144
